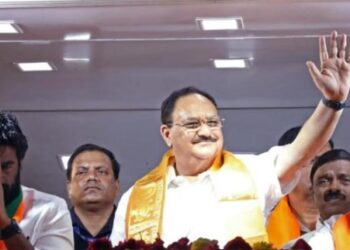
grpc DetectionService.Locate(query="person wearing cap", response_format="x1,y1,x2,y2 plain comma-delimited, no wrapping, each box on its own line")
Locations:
0,112,74,250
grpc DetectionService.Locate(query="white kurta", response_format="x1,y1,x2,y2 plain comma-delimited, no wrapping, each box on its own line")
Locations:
283,215,341,250
111,146,299,247
19,186,74,250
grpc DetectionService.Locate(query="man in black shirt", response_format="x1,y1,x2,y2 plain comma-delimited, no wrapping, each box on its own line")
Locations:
66,143,120,250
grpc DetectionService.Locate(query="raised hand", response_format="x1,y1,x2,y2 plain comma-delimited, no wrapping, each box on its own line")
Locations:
307,31,350,102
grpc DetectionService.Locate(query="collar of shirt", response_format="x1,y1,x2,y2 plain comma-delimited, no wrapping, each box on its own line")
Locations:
317,214,342,231
299,222,312,234
166,165,212,188
70,205,116,240
283,215,341,250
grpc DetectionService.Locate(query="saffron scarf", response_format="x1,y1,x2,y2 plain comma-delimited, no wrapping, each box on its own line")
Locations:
267,196,300,248
333,212,350,250
125,150,267,244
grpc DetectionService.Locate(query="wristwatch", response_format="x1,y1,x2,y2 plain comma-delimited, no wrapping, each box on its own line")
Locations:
0,219,22,240
322,97,346,111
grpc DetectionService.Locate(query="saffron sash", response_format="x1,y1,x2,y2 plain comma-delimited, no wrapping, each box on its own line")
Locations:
267,196,300,248
126,150,267,244
333,212,350,250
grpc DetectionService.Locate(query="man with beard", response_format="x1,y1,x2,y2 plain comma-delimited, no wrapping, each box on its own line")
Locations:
66,143,120,250
283,149,350,249
111,31,350,247
267,126,333,248
0,112,74,250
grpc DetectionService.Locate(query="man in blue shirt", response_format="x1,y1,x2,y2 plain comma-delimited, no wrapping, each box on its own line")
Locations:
67,143,120,250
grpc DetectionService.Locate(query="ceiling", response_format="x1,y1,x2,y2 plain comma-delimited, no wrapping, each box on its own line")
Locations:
1,0,350,202
2,0,350,110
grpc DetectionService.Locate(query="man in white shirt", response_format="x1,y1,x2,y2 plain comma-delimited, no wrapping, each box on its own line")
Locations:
0,112,74,250
284,149,350,250
111,30,350,247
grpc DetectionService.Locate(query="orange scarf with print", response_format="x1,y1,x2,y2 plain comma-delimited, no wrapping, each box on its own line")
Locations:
125,150,267,244
267,196,301,248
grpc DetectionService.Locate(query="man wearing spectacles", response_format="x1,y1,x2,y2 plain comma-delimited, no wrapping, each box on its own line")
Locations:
111,30,350,247
167,116,224,132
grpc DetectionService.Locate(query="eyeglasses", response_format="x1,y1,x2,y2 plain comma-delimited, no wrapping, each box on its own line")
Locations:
167,116,224,132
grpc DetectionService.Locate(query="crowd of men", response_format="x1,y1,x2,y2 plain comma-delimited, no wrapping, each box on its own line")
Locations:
0,31,350,250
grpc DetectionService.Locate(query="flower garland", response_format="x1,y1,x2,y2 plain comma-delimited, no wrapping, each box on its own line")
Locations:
87,237,311,250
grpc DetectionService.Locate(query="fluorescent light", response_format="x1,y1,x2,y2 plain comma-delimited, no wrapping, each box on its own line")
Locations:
212,58,251,69
16,62,54,72
196,17,243,31
58,154,71,170
0,20,22,34
64,32,91,41
63,57,90,62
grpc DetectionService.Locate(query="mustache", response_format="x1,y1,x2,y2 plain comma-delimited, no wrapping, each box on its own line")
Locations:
324,190,346,202
191,135,218,144
83,184,102,191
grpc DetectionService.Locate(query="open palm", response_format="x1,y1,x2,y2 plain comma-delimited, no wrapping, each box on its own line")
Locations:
307,31,350,102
